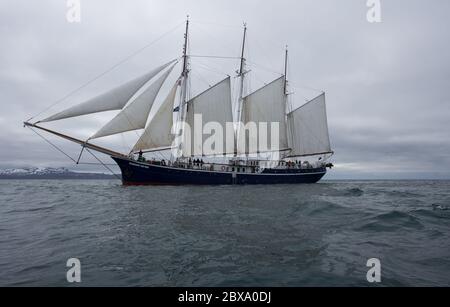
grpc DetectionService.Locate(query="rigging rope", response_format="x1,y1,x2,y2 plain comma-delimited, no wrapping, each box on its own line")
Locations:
290,84,325,95
190,20,242,29
27,20,185,122
189,23,240,59
193,61,230,77
246,59,284,76
189,55,241,60
85,148,121,180
246,33,280,76
27,126,121,174
78,162,117,166
28,127,77,163
190,69,216,88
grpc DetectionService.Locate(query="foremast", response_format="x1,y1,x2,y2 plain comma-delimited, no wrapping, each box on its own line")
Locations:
175,16,190,159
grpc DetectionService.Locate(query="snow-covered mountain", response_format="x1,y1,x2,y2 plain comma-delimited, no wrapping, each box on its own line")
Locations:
0,167,116,179
0,167,70,176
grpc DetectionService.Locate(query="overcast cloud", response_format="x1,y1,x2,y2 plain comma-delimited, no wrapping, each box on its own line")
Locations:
0,0,449,179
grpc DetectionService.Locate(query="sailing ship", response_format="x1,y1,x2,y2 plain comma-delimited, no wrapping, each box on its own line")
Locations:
24,18,334,185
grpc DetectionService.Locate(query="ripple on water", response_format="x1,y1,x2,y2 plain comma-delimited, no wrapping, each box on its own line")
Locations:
0,179,449,286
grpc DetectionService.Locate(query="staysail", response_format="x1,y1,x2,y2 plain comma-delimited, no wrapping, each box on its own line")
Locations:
24,15,335,187
287,93,332,157
239,76,288,154
182,77,234,156
40,60,176,123
133,80,179,152
89,63,176,139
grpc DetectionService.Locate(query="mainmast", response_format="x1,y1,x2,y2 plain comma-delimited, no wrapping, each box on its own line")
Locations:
182,16,189,81
239,24,247,77
283,45,291,159
237,23,247,123
235,23,247,157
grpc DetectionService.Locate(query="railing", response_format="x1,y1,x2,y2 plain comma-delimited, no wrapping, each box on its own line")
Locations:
133,157,325,173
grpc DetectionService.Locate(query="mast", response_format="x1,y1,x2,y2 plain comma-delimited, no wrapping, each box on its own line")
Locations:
181,15,190,119
237,23,247,122
182,16,189,81
235,23,247,157
180,15,190,107
239,23,247,77
283,45,291,159
177,15,190,159
284,45,288,95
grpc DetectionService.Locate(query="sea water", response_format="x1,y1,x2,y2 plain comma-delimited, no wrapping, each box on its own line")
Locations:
0,179,449,286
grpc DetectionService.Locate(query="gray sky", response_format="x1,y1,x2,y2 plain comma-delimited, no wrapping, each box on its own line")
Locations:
1,0,449,179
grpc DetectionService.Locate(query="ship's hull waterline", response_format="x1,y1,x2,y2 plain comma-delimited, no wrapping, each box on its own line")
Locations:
112,156,326,185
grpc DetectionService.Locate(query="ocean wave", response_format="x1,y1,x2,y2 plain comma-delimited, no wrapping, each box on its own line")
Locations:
344,187,364,197
296,200,348,217
432,203,449,211
379,190,423,198
353,210,425,232
321,186,364,197
410,206,450,220
4,205,55,214
1,180,449,286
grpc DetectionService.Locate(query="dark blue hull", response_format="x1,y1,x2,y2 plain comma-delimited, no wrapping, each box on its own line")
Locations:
112,156,326,185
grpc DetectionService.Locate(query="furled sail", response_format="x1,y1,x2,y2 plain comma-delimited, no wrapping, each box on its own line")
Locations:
239,76,288,154
132,80,179,152
182,77,234,156
90,63,176,139
286,93,332,157
40,60,176,122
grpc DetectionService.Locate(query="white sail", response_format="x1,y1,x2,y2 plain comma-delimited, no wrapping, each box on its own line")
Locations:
239,76,288,154
183,77,234,156
133,81,179,152
90,64,176,139
40,60,176,122
287,93,332,157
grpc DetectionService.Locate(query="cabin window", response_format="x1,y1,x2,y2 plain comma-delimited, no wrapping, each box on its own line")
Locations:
232,167,235,172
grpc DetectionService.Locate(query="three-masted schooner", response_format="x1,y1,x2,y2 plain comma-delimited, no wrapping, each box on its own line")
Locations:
24,18,334,185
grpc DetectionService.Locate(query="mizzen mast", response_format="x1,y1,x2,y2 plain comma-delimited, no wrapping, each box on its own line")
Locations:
239,23,247,77
284,45,288,95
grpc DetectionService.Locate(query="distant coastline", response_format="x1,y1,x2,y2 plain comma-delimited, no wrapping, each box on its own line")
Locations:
0,167,117,180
